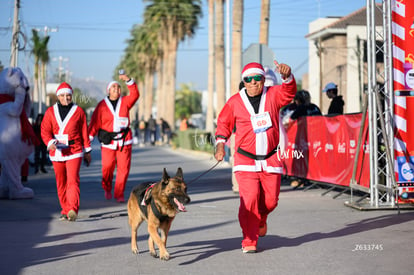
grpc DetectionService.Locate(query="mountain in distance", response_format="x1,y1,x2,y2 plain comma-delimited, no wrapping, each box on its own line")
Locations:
70,77,107,101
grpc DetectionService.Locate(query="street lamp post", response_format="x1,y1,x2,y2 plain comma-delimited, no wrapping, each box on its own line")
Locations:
52,56,69,82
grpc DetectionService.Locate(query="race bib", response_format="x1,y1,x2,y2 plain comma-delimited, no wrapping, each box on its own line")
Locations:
251,112,272,133
115,117,129,131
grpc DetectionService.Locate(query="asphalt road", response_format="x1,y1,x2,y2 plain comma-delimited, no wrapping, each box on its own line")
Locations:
0,142,413,275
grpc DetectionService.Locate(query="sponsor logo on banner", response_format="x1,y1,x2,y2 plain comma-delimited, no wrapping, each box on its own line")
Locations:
397,156,414,182
392,0,414,202
282,114,369,188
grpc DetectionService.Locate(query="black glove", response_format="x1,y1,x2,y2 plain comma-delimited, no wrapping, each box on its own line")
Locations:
84,152,91,167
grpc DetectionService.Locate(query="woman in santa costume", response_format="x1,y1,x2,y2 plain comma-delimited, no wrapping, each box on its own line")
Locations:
214,61,296,253
41,82,91,221
88,72,139,203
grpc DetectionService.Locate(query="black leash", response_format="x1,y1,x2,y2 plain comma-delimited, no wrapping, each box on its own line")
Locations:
187,161,221,184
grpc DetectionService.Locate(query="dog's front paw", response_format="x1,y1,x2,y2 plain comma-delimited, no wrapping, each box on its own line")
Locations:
131,247,139,254
159,251,170,261
150,250,158,258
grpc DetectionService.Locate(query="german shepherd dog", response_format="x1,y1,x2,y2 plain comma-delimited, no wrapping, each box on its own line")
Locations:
127,167,190,260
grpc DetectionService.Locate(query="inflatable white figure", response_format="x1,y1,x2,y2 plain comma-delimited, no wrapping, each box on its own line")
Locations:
0,67,36,199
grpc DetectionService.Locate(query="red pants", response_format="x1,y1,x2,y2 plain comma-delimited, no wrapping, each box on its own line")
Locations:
52,157,82,215
101,145,132,199
235,171,281,247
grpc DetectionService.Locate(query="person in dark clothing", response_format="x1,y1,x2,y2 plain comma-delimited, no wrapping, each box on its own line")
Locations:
147,115,157,145
281,90,321,189
33,114,48,174
328,95,345,114
239,81,245,91
322,82,344,115
160,118,171,145
291,90,322,119
138,116,147,145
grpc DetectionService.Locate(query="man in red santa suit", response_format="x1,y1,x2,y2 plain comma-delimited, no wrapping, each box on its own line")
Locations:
214,61,296,253
88,73,139,203
41,82,92,221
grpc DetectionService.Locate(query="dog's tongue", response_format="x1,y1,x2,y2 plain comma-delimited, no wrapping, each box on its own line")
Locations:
174,198,187,212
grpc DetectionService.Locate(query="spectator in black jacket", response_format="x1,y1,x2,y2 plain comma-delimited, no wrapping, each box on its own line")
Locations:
291,90,322,119
322,82,344,115
33,113,48,174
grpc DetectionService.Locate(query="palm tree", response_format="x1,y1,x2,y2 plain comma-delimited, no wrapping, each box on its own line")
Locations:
230,0,244,193
231,0,243,96
31,29,50,115
131,24,161,120
139,21,163,121
39,37,50,111
117,38,141,124
117,23,162,126
259,0,270,45
215,0,225,114
206,0,215,132
143,0,202,130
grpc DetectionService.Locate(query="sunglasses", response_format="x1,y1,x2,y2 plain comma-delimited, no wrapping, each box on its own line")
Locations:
243,75,263,83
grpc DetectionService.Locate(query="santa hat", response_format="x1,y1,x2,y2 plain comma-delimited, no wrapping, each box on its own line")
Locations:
241,62,265,79
56,82,73,96
107,81,120,93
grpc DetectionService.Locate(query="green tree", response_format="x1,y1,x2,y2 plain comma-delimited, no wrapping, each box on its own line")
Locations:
31,29,50,115
116,23,162,122
175,83,202,120
143,0,202,130
39,37,50,111
131,24,161,120
71,87,98,112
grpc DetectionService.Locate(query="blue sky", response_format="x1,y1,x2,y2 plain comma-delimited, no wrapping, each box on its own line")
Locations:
0,0,368,91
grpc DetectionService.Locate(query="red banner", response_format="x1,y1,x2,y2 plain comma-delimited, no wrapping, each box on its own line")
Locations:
281,114,370,188
392,0,414,201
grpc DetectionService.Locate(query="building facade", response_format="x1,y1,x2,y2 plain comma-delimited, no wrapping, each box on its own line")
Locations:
305,6,383,114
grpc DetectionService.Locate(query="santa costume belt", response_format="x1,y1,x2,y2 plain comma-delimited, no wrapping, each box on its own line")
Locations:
237,147,278,160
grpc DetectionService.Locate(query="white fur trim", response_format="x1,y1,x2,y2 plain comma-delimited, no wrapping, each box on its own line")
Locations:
242,68,265,79
233,164,283,173
126,78,134,85
281,74,294,83
56,88,72,96
106,81,120,93
215,139,226,146
49,153,83,162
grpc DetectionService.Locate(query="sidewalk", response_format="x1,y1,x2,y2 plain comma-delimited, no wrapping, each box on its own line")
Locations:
0,144,413,275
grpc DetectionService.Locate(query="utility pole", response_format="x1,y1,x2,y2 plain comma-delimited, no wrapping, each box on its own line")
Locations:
315,38,323,108
10,0,20,67
225,0,230,100
259,0,270,45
